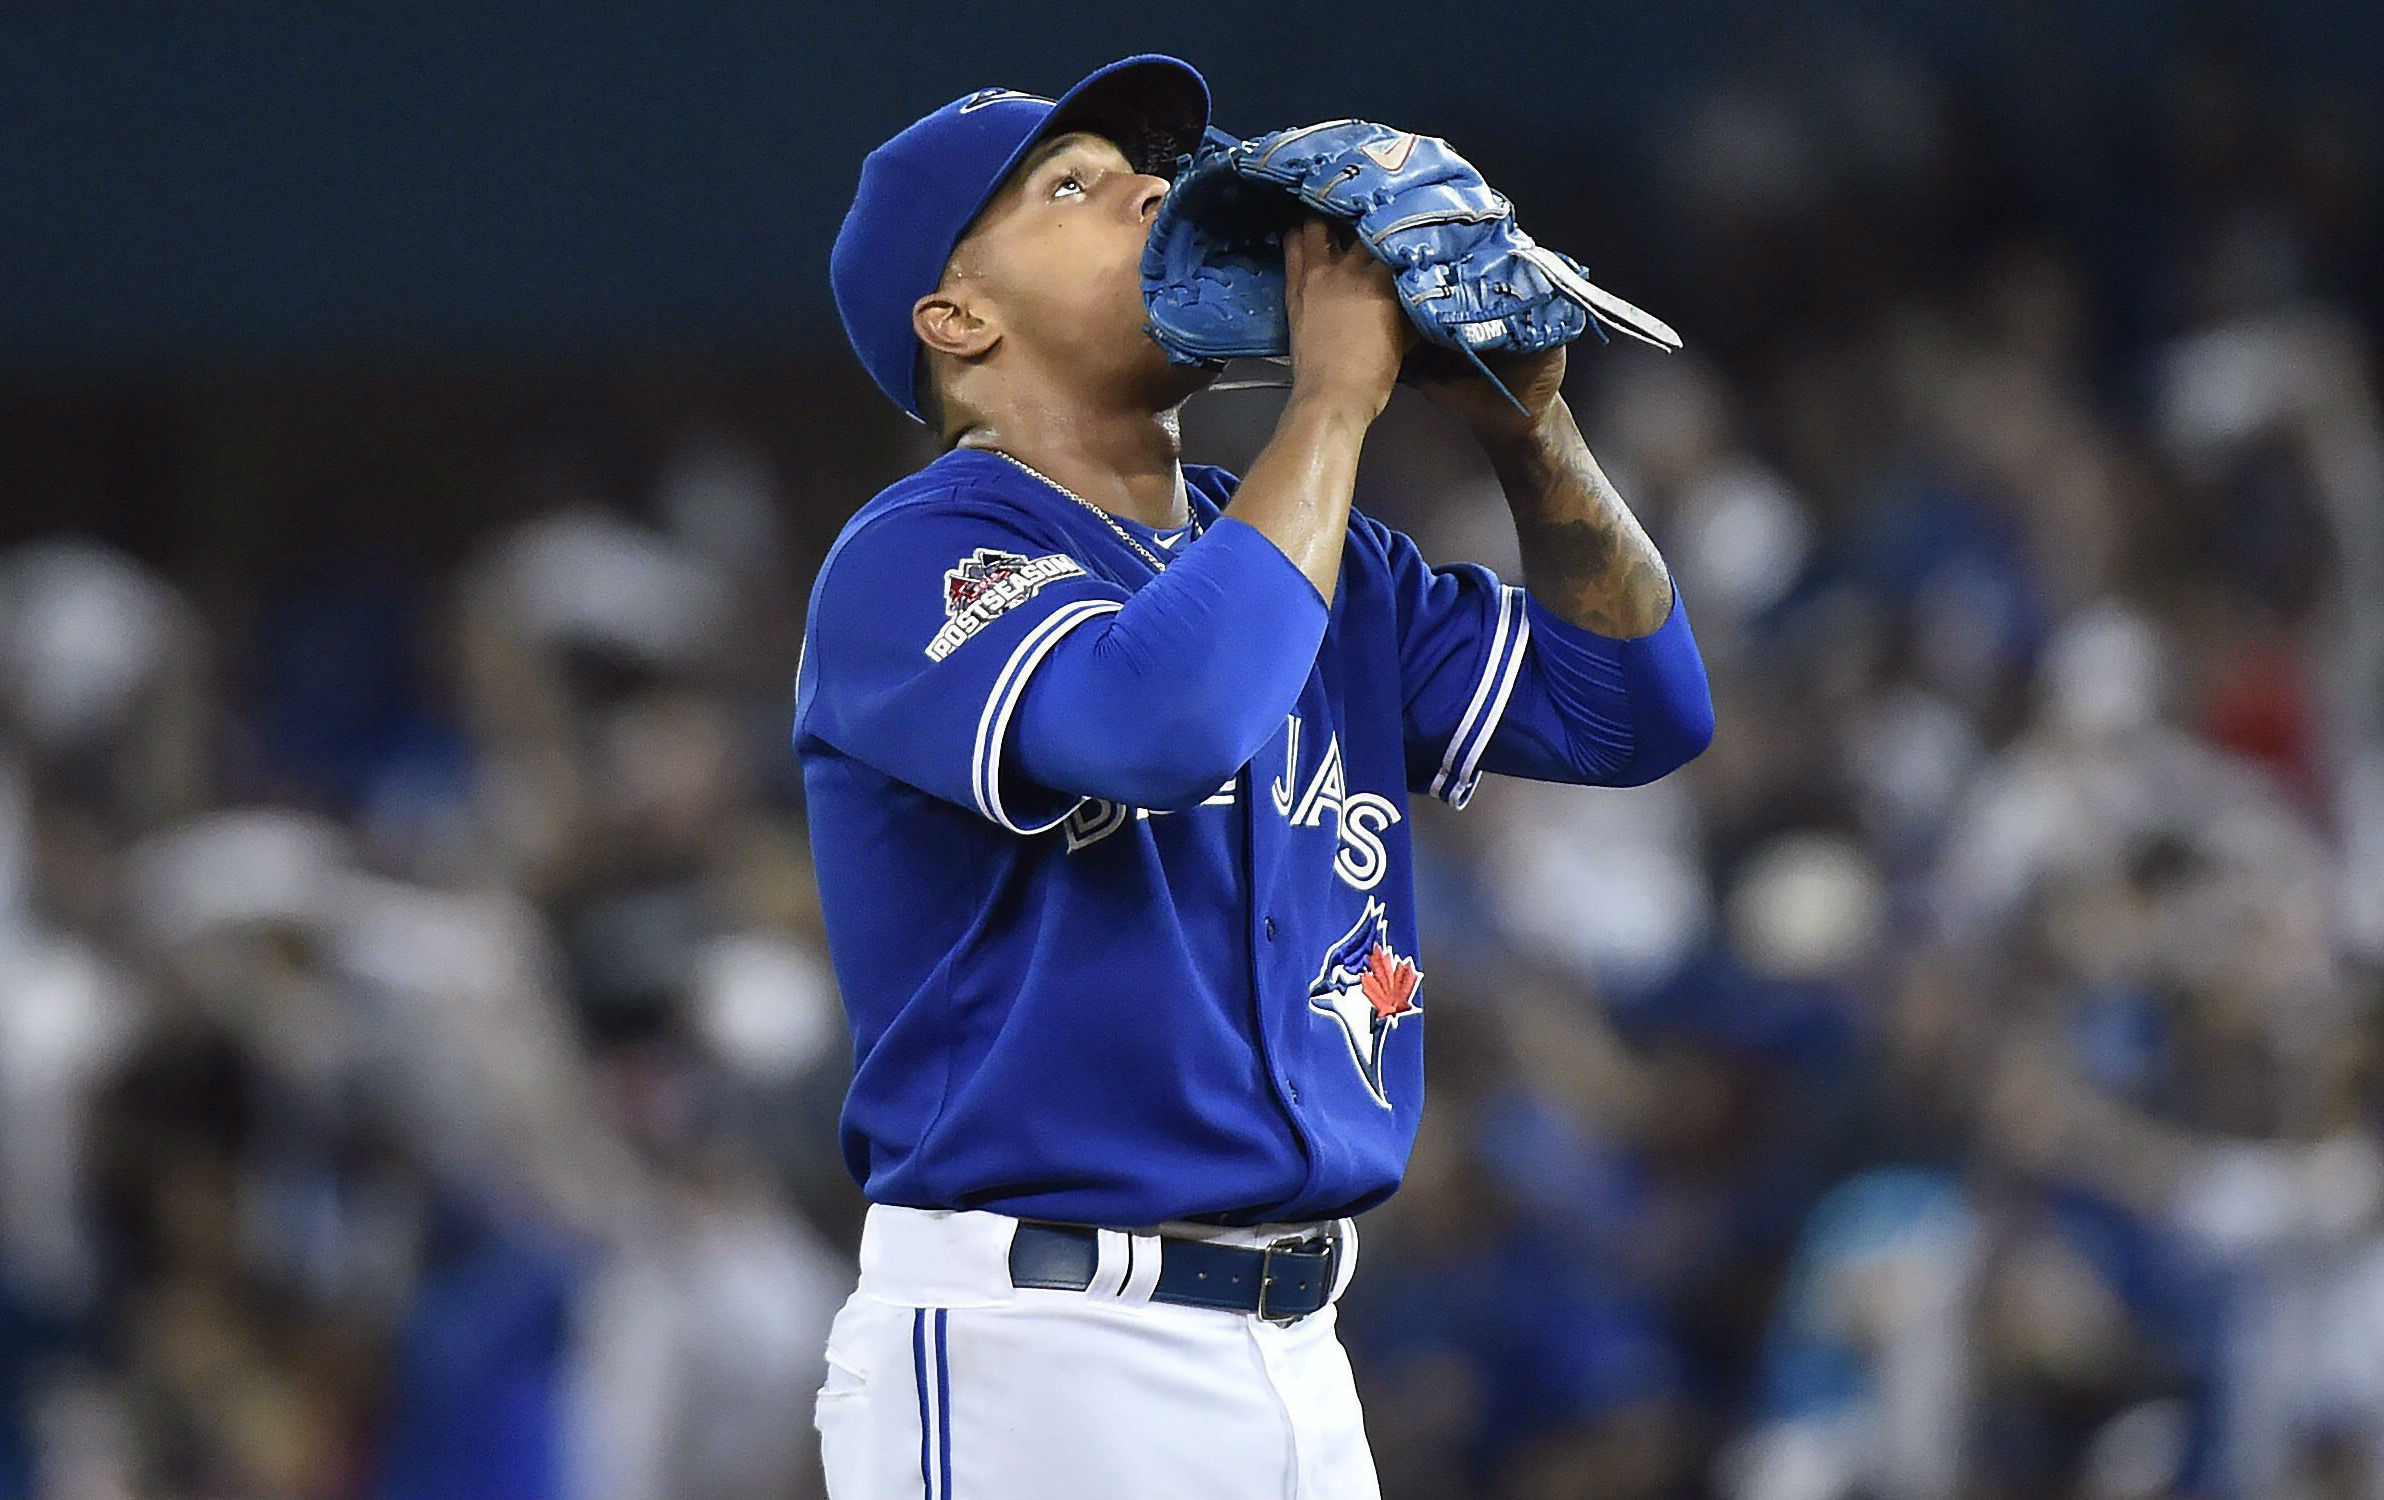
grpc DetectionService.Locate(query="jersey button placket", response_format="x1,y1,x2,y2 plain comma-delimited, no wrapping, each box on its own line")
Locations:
1263,914,1292,1097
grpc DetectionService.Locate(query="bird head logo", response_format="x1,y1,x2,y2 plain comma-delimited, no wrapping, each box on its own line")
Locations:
1306,899,1422,1108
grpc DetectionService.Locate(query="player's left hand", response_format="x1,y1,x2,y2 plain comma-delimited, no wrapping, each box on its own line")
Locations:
1405,342,1567,446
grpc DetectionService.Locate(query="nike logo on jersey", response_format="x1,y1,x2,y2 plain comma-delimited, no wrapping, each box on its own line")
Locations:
1271,715,1402,891
927,548,1086,661
1307,899,1422,1109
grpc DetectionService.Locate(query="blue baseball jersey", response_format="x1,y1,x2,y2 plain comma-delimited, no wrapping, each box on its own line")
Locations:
796,446,1667,1228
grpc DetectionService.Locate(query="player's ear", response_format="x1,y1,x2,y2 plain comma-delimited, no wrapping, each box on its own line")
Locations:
914,288,1001,361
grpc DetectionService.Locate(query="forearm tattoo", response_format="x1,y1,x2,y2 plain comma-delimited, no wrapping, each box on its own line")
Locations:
1486,411,1673,638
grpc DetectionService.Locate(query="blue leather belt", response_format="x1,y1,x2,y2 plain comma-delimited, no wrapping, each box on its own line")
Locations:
1007,1221,1339,1323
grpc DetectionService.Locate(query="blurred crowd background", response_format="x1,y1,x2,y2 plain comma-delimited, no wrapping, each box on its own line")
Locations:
6,4,2383,1498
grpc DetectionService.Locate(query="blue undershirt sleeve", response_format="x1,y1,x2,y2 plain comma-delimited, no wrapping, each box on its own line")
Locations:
1372,511,1714,805
1475,583,1717,788
1009,516,1329,812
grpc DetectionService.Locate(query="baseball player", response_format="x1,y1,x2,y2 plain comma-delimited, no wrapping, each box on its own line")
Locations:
804,53,1714,1499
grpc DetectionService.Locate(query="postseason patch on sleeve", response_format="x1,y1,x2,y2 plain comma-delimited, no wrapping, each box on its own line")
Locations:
926,548,1088,661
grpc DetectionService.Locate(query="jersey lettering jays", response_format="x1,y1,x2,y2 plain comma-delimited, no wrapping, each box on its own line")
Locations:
1061,716,1395,894
1270,716,1403,891
794,447,1537,1228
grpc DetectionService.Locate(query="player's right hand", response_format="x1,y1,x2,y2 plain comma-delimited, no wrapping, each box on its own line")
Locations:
1282,214,1413,421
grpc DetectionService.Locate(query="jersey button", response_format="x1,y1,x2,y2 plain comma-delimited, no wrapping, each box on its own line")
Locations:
1284,1078,1300,1102
1264,916,1278,941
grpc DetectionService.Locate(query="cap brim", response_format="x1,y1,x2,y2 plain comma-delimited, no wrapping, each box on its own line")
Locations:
951,55,1210,269
1035,54,1210,178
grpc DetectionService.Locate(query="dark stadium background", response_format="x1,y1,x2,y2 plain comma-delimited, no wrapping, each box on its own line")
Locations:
4,4,2382,1497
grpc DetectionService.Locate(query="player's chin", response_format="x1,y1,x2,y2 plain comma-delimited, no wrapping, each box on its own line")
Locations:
1134,331,1222,408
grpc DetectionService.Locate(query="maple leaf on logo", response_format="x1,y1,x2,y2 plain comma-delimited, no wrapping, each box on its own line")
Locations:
1362,943,1420,1018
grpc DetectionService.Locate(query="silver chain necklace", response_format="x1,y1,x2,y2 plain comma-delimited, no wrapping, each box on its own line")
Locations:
983,448,1200,573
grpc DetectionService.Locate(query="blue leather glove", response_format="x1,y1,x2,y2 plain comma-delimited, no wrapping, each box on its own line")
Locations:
1141,120,1681,409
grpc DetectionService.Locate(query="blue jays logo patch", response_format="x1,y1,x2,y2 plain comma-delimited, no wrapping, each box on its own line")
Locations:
926,547,1085,661
1307,899,1423,1109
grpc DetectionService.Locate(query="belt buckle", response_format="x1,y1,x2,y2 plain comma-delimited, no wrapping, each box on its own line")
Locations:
1255,1233,1330,1325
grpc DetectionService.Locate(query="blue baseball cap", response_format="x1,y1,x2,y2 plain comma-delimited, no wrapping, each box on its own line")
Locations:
830,55,1211,423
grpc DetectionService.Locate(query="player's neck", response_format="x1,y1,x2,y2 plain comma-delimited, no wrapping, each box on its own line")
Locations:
958,402,1188,531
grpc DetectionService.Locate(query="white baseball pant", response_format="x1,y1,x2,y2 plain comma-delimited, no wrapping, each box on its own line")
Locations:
814,1204,1381,1499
